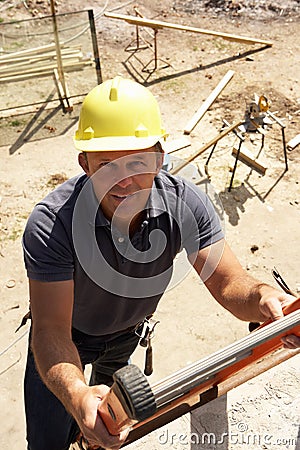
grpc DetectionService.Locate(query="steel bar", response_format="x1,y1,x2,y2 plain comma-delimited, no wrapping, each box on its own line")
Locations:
228,137,243,191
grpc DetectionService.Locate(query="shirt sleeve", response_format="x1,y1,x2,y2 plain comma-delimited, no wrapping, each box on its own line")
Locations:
181,181,224,255
22,204,74,281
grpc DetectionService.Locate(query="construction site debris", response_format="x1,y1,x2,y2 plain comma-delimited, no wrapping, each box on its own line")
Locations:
6,279,16,288
287,133,300,151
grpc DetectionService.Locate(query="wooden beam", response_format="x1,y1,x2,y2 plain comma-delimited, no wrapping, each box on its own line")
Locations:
0,46,82,65
163,137,191,154
0,61,92,83
232,145,267,175
0,60,92,78
0,54,84,74
50,0,72,111
0,43,59,60
170,120,244,175
104,12,273,47
53,69,73,112
184,70,235,135
267,110,286,128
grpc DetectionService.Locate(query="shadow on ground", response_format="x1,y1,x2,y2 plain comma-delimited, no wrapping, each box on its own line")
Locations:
218,184,254,226
0,102,79,155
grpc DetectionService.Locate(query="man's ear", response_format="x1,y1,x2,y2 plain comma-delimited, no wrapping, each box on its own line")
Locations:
78,152,89,175
156,150,164,172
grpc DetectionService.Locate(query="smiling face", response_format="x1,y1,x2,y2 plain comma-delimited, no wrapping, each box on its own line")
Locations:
78,147,163,232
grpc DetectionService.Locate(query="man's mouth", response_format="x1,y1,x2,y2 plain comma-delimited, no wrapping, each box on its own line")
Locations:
111,192,136,201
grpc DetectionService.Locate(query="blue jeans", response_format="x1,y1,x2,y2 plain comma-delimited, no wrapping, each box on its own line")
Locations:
24,327,141,450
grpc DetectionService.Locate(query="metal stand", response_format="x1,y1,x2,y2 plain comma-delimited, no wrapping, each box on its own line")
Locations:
266,110,288,171
204,119,245,191
124,9,172,80
207,109,289,192
88,9,102,85
228,137,243,191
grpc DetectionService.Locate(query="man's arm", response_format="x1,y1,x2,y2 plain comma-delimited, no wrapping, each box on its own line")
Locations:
29,279,128,449
189,239,300,349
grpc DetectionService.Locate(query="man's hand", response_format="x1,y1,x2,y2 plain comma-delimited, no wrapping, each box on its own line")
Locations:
258,292,300,349
191,240,300,350
73,384,129,450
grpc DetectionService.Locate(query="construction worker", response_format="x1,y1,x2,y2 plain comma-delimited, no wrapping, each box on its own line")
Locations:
22,76,299,450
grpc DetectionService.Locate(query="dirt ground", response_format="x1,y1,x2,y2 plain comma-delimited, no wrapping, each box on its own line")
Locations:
0,1,299,449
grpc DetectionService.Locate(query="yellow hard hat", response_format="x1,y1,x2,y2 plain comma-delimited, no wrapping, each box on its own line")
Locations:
74,76,167,151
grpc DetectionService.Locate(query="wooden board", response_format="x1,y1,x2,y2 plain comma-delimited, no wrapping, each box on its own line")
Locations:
163,137,191,154
287,133,300,151
104,12,273,46
184,70,235,135
232,145,267,175
171,120,243,175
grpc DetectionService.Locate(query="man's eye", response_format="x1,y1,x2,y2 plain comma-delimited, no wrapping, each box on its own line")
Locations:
129,161,147,169
98,162,111,168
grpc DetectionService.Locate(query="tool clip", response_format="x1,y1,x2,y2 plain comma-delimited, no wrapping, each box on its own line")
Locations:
136,317,160,376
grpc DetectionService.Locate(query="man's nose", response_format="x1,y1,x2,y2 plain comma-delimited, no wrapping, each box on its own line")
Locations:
114,164,133,188
117,175,133,189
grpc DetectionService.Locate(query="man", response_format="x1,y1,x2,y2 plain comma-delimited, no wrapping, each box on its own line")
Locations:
23,76,299,450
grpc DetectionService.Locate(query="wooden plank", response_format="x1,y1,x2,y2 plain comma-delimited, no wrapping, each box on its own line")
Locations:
287,133,300,151
104,12,273,46
0,54,84,74
267,110,286,128
232,145,267,175
163,137,191,154
0,61,92,83
184,70,235,135
0,43,61,60
0,47,82,64
0,60,91,78
50,0,70,109
170,120,243,175
53,69,73,112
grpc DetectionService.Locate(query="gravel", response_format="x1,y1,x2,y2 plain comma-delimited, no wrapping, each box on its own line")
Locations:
172,0,300,19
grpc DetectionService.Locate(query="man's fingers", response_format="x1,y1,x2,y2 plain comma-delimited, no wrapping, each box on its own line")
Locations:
260,296,284,321
281,335,300,349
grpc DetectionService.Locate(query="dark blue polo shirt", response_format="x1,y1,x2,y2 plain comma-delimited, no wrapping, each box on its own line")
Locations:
23,171,223,335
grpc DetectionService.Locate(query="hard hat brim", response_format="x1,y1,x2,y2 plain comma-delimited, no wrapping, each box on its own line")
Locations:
74,135,164,152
